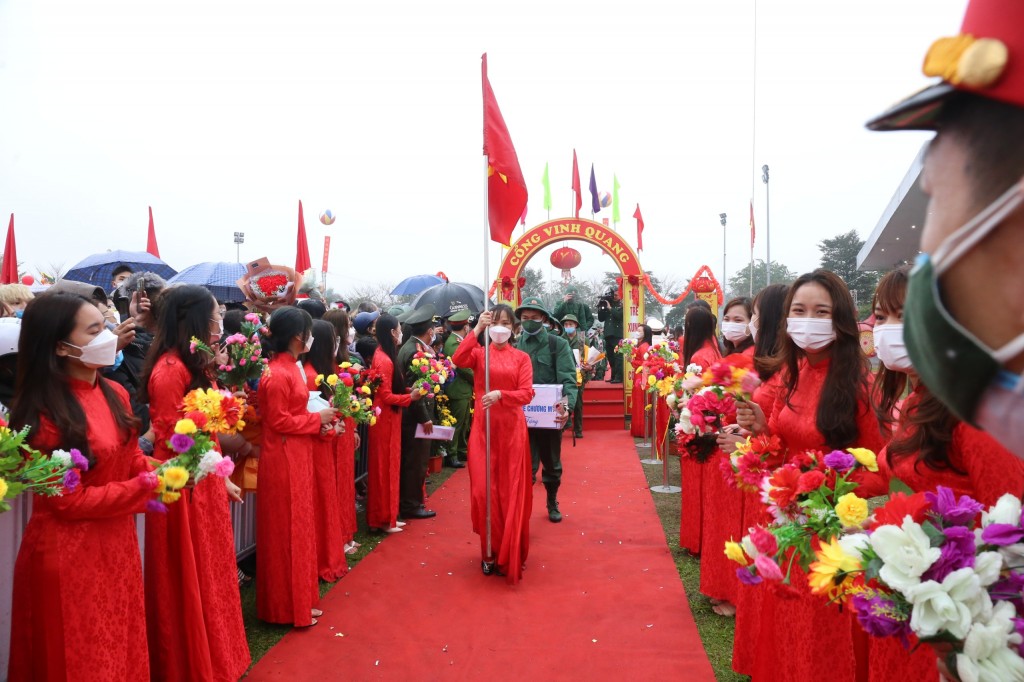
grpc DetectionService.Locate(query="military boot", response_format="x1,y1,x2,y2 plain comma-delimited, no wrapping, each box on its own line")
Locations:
545,485,562,523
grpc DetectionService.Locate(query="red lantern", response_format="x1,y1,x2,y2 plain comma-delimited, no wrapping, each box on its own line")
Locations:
691,276,715,293
550,246,582,284
20,275,33,286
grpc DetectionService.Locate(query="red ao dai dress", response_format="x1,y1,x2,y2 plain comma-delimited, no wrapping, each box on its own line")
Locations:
366,350,413,531
678,340,722,554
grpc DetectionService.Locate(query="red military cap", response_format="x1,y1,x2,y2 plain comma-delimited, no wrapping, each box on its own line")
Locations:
868,0,1024,131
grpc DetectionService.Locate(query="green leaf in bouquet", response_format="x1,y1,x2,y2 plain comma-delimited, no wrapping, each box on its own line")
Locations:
865,556,884,582
921,520,946,548
888,477,914,495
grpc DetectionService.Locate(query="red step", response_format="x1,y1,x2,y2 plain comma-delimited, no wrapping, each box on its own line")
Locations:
581,380,627,431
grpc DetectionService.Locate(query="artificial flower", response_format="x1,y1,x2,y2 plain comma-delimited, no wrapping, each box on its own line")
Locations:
922,525,977,583
754,554,784,582
982,523,1024,547
214,458,235,477
736,567,762,585
835,492,869,528
63,468,80,492
851,590,912,643
871,491,930,528
796,470,825,494
0,477,7,499
904,567,991,640
724,540,748,566
957,600,1024,682
871,517,942,592
146,499,168,514
174,419,198,435
928,486,986,526
326,374,338,387
50,449,72,468
198,451,224,475
823,450,856,473
808,536,862,598
750,526,778,556
69,448,89,471
846,447,878,472
973,552,1005,588
163,466,190,490
315,374,325,387
161,491,182,504
169,433,195,454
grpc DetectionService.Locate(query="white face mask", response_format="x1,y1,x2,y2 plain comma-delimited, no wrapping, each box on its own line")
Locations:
64,328,119,368
347,331,355,345
395,332,403,346
334,339,341,356
721,321,749,343
873,323,912,372
488,325,512,344
748,314,759,343
786,318,835,351
304,335,314,352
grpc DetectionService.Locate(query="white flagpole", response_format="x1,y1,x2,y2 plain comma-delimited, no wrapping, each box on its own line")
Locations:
482,154,493,564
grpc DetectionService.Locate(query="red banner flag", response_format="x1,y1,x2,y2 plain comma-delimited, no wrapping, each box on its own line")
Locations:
633,204,644,252
146,206,160,258
571,150,582,219
322,236,331,274
749,198,755,249
2,215,17,284
296,200,312,273
482,54,528,247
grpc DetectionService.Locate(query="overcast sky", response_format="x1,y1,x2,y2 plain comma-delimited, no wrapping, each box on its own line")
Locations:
0,0,966,297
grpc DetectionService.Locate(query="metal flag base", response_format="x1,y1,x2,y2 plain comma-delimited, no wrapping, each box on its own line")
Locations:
650,484,682,494
640,457,662,465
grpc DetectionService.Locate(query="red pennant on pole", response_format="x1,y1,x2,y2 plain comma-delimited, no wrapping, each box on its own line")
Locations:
482,54,528,247
633,204,645,252
571,150,582,219
295,200,312,273
2,214,17,284
749,199,756,249
146,206,161,258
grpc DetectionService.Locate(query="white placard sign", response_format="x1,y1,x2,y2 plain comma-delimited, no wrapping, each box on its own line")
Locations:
523,384,564,429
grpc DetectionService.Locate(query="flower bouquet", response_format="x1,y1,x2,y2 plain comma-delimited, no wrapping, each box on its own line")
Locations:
236,258,302,313
191,313,269,390
435,394,457,427
726,447,880,586
408,352,449,397
315,372,380,426
641,342,681,396
801,487,1024,681
152,388,247,506
614,338,638,364
0,418,90,513
721,433,785,492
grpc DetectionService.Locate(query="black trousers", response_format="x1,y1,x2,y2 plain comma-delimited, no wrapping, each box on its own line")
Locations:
604,336,623,381
399,420,431,516
529,428,562,493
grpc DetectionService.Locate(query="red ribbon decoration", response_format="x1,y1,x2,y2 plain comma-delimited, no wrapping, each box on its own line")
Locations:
636,266,724,307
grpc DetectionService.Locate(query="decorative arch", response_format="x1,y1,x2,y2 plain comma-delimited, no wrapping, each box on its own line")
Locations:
493,218,646,411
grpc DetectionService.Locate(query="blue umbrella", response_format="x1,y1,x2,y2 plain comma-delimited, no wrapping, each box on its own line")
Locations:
390,274,445,296
168,262,248,303
65,250,177,290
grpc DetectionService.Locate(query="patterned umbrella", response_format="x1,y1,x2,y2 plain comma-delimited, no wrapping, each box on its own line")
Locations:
390,274,445,296
412,282,489,318
65,250,176,290
167,262,248,303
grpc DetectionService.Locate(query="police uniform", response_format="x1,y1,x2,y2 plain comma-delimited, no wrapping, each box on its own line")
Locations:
396,305,439,519
561,313,589,438
442,309,473,467
515,297,578,522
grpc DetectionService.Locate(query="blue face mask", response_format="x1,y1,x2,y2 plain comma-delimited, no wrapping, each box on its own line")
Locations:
564,325,577,335
13,310,22,319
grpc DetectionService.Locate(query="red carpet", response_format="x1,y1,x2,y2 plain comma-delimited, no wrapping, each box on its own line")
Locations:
246,429,714,681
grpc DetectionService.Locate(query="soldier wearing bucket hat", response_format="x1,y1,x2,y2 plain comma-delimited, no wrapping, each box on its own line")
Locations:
514,297,577,522
868,0,1024,457
552,286,594,333
396,304,440,520
442,309,474,468
561,314,591,439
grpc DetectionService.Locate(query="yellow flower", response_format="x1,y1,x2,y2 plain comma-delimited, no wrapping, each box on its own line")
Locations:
161,491,181,504
724,540,748,566
326,375,338,387
0,477,8,499
360,386,371,395
835,492,869,528
315,374,324,387
163,466,190,491
174,419,197,435
847,447,878,472
808,536,862,599
340,362,352,369
647,375,656,387
155,475,167,494
369,416,377,426
433,385,441,394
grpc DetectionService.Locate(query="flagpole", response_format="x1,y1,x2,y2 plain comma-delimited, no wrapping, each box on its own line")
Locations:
482,154,493,564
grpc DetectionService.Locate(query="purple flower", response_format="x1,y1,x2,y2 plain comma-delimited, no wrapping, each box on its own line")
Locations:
63,468,81,493
926,486,984,526
736,567,762,586
851,592,912,646
823,450,856,473
146,499,169,514
922,525,976,582
982,523,1024,546
991,572,1024,613
169,433,194,454
1014,618,1024,657
69,448,89,471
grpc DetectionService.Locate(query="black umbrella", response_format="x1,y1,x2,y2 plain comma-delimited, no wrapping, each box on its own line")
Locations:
412,282,489,318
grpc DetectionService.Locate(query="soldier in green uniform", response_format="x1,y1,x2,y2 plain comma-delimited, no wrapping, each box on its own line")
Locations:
552,285,594,332
597,289,624,383
515,297,578,523
441,309,473,469
560,314,592,439
396,304,439,520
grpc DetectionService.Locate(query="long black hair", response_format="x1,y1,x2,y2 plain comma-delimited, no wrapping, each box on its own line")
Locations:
264,306,313,356
721,296,754,355
306,320,338,379
752,284,789,381
10,294,138,467
641,325,654,345
140,285,217,401
322,308,352,363
374,313,405,394
682,306,717,366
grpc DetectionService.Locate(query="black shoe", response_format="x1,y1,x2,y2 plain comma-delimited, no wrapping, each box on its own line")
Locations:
481,560,496,575
403,507,436,519
547,501,562,523
574,432,583,439
445,457,466,469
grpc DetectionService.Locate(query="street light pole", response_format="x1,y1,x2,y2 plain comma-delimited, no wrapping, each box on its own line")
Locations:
762,165,770,286
719,213,727,293
234,231,245,263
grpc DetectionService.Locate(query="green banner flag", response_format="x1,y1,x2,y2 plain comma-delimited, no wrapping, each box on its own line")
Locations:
612,174,621,223
542,162,552,212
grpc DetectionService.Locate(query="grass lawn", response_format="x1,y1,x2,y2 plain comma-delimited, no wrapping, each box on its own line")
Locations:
240,440,748,680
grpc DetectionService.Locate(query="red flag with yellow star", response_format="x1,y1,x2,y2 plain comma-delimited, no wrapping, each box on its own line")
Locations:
482,54,528,247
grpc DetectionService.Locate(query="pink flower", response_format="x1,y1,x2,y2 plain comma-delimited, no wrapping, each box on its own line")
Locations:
138,471,159,489
214,458,235,477
251,356,260,363
754,554,784,581
740,371,762,395
709,363,733,385
750,526,778,555
245,313,261,323
239,358,247,366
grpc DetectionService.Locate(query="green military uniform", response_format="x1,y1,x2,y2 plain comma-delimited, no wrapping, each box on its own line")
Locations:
561,314,590,438
515,297,578,523
442,310,474,466
396,305,438,519
552,286,594,332
597,294,624,382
